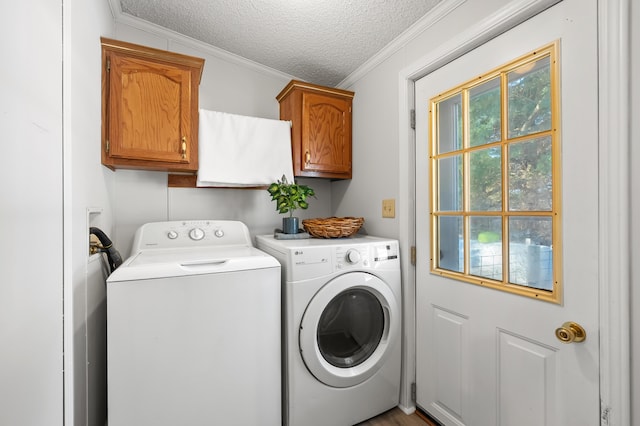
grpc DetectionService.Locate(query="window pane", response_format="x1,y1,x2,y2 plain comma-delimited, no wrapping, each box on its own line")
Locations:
508,56,551,138
437,216,463,273
469,78,501,147
469,216,502,280
470,148,502,211
429,43,559,302
438,155,463,211
437,94,462,154
508,136,552,211
509,217,553,290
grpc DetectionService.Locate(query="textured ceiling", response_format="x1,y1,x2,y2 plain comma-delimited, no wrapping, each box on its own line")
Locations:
119,0,442,87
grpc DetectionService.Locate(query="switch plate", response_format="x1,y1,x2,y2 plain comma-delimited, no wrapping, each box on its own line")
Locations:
382,199,395,218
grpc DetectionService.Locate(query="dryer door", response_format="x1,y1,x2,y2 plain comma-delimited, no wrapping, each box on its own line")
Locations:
299,272,400,388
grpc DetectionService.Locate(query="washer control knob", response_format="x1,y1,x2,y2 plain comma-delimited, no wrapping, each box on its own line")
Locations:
188,228,205,241
214,229,224,238
346,249,361,264
167,230,178,240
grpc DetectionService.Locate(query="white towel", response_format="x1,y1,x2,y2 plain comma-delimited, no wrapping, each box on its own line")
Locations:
197,109,294,187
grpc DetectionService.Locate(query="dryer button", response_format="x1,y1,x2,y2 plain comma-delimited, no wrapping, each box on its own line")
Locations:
346,249,361,264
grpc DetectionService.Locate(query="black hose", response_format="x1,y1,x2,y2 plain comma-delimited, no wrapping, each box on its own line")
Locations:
90,227,123,273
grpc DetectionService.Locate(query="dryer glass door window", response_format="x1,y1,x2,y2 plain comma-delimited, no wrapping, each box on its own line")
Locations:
317,289,384,368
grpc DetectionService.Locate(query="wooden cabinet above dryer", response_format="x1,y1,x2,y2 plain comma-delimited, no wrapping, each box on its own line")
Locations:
101,37,204,172
277,80,354,179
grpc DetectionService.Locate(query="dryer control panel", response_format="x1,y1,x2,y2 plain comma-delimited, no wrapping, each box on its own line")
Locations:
335,243,399,269
131,220,253,251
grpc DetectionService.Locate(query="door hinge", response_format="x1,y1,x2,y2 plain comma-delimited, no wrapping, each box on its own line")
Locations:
411,246,416,266
411,382,416,402
410,109,416,130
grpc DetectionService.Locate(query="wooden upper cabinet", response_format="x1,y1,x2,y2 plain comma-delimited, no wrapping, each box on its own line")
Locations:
101,37,204,172
277,80,354,179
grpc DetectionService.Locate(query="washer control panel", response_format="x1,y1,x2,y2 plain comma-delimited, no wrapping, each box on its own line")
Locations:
335,246,369,269
256,235,400,282
335,242,398,270
131,220,251,251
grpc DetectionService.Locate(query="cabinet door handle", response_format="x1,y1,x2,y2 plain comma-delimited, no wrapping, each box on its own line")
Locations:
305,151,311,165
181,136,187,159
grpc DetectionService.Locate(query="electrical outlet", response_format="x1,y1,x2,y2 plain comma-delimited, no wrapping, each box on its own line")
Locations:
382,199,395,218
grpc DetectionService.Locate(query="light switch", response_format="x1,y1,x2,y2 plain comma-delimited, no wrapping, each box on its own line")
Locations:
382,199,395,218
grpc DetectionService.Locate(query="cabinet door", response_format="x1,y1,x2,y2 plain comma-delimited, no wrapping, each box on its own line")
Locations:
108,53,193,166
301,92,351,177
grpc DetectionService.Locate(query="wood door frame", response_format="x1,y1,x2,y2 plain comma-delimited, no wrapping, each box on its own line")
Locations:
396,0,631,424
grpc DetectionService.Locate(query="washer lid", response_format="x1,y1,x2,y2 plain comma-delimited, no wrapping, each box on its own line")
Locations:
299,272,400,388
107,246,279,282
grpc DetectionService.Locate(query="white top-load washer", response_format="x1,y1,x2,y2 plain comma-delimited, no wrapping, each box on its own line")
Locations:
107,220,281,426
256,234,402,426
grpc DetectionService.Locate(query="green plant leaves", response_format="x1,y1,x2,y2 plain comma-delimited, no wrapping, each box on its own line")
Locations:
267,175,315,217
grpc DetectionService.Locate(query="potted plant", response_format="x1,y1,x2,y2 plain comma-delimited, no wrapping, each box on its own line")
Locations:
267,175,315,234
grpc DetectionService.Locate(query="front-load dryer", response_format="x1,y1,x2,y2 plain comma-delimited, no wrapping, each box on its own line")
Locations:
256,235,401,426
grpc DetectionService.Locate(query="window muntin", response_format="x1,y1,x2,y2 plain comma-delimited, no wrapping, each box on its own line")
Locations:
429,42,561,303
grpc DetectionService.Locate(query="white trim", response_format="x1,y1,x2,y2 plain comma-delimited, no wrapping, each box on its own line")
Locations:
108,0,296,82
397,75,417,411
107,0,122,17
396,0,632,419
338,0,467,89
400,0,561,82
597,0,632,424
63,3,74,425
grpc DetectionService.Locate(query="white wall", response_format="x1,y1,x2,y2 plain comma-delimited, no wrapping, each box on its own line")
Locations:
631,0,639,422
0,1,64,425
109,22,333,257
64,0,115,425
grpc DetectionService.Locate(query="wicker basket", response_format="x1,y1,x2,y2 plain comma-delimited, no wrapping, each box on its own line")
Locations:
302,217,364,238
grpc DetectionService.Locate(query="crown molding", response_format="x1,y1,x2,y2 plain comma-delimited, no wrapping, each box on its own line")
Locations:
337,0,467,89
107,0,297,82
108,0,467,89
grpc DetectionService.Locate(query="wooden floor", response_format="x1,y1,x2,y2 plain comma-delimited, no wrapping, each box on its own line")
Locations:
355,408,439,426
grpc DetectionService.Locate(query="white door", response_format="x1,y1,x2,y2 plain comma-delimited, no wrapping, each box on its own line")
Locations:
415,1,599,425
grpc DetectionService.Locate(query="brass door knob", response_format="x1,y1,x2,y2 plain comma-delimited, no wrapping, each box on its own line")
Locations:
555,321,586,343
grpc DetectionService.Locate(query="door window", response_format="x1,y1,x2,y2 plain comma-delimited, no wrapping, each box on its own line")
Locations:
429,42,561,303
317,289,384,368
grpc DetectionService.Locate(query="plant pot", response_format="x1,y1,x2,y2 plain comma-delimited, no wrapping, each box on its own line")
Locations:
282,217,299,234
